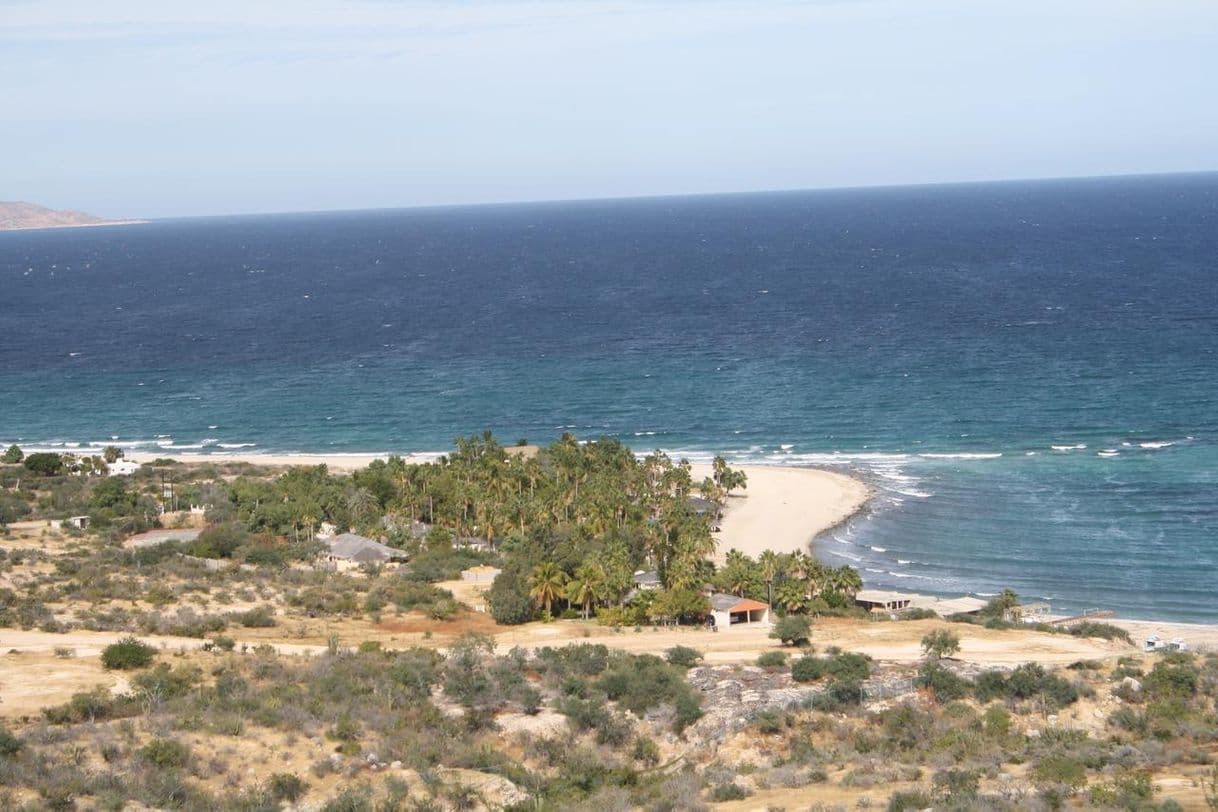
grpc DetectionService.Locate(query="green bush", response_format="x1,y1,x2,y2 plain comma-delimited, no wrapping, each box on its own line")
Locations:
770,614,811,646
710,782,749,801
486,569,535,625
1068,622,1132,643
0,725,23,756
664,645,703,669
101,636,157,670
231,606,277,627
916,662,971,702
268,773,308,803
141,738,191,769
756,651,788,669
791,656,828,683
1032,754,1087,790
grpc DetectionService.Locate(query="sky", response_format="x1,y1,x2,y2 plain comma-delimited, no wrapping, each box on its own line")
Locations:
3,0,1217,218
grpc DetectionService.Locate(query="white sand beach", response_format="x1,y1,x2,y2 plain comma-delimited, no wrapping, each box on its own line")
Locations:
690,463,871,561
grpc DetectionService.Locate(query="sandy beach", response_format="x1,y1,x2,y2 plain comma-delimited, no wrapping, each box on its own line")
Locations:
690,463,871,561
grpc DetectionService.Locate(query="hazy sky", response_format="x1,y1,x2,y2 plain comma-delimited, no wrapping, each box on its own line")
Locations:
4,0,1217,218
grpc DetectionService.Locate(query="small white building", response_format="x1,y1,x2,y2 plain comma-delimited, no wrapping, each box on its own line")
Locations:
107,459,141,477
710,593,770,627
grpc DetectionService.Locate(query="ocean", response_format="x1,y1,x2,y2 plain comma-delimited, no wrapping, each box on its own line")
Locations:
2,173,1216,621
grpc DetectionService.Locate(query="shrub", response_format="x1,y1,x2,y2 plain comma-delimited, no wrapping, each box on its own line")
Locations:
664,645,703,669
142,738,191,769
22,452,63,476
973,671,1007,703
916,662,971,702
101,636,156,670
826,651,871,683
710,783,749,801
770,614,811,647
899,607,938,620
1032,754,1087,790
1068,622,1132,643
0,726,23,756
757,651,788,669
921,629,960,659
888,790,934,811
232,606,277,627
486,569,535,625
632,736,661,766
791,656,827,683
268,773,308,803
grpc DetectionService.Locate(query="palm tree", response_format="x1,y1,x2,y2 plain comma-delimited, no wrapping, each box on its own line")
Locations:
775,580,810,615
758,550,782,609
528,562,568,616
566,562,607,620
834,565,863,598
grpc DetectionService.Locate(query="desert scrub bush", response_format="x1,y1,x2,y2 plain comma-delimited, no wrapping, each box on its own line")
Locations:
915,661,972,702
0,725,23,756
710,782,749,801
101,636,156,669
594,653,703,733
664,645,703,669
791,656,827,683
770,614,811,646
1068,621,1132,644
754,708,789,735
632,735,661,766
230,605,276,627
141,738,191,769
757,650,788,669
899,607,939,620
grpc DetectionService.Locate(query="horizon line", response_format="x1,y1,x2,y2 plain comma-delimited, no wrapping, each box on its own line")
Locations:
66,167,1218,223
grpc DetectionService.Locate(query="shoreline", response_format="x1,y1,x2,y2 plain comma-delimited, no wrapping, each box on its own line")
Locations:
0,219,147,233
122,450,1217,643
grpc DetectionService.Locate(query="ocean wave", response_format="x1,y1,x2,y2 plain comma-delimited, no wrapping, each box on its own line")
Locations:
1051,444,1086,451
869,546,887,552
1097,450,1120,458
893,488,932,498
218,443,257,449
1139,440,1174,449
917,452,1002,460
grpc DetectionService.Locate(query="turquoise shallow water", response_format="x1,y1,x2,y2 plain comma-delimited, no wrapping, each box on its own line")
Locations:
2,174,1215,620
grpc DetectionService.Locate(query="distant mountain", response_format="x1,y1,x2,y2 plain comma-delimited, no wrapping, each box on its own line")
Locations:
0,201,140,231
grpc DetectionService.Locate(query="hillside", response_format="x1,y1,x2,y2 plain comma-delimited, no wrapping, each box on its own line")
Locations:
0,201,139,231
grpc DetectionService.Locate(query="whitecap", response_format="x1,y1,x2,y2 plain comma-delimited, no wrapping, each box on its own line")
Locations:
1051,444,1086,451
1097,450,1119,458
897,559,914,565
869,546,888,552
1139,441,1174,449
779,443,794,451
894,488,932,498
918,452,1002,460
218,443,256,449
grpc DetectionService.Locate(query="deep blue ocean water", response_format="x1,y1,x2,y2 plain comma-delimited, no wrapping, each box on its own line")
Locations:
2,174,1216,621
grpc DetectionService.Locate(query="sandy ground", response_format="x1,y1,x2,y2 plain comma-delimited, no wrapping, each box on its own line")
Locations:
690,463,870,561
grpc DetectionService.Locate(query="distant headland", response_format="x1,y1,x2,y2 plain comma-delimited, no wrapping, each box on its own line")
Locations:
0,201,144,232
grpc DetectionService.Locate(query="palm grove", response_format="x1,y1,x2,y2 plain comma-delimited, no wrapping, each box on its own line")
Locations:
1,433,864,626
